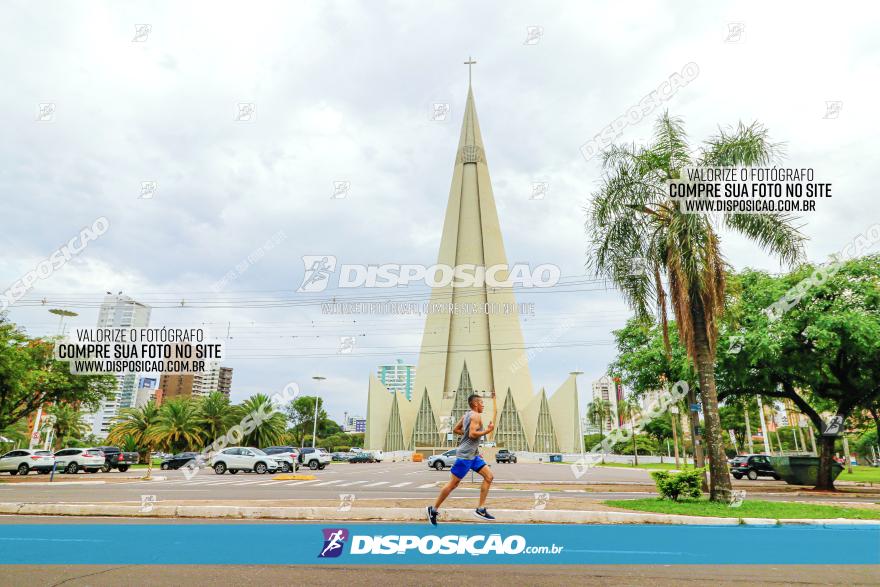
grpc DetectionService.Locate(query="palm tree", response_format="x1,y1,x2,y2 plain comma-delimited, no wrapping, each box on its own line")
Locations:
586,113,805,500
198,391,237,444
617,396,642,466
587,398,612,447
237,394,287,448
148,399,203,454
46,404,89,449
107,402,159,479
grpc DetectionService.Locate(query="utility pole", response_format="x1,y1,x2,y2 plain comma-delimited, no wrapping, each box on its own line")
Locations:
669,405,680,468
311,376,326,448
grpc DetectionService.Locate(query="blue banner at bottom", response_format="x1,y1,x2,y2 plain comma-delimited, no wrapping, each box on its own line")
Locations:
0,524,877,565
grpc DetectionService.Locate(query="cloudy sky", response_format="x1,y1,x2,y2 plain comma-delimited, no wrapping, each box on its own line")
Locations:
2,1,877,423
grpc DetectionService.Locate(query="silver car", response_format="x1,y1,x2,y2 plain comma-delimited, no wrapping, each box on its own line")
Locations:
427,449,458,471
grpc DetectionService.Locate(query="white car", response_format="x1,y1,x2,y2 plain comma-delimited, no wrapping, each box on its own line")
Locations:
0,449,55,475
209,447,281,475
370,450,384,462
261,446,300,473
53,448,105,474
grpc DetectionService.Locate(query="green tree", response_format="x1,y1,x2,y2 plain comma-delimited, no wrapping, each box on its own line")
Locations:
586,113,806,500
46,403,89,449
198,391,237,444
285,396,328,446
107,402,159,478
586,398,612,446
0,318,117,432
716,257,880,489
238,394,287,448
148,399,203,453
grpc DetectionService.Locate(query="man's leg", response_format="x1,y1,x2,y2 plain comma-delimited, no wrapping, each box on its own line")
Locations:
434,473,461,510
476,463,494,509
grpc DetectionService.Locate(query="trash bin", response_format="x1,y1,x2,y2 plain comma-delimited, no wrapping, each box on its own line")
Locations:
769,456,844,485
549,454,562,463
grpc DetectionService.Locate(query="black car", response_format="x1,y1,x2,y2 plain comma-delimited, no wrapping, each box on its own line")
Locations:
495,449,517,464
160,452,201,470
348,452,375,463
730,454,780,480
90,446,139,473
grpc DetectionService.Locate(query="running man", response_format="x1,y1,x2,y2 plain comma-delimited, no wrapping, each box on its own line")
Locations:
427,394,495,524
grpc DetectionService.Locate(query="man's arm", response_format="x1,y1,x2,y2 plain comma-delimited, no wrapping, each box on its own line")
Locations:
469,413,494,439
452,416,464,435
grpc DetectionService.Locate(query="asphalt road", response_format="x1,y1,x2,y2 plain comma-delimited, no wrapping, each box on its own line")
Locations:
1,462,875,505
0,517,875,585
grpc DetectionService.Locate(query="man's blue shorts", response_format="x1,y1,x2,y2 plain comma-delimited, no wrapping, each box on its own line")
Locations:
450,455,488,479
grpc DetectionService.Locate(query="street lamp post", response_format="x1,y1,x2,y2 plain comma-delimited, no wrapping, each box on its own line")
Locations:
311,376,326,448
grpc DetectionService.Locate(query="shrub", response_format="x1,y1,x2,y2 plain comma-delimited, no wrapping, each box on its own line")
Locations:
650,468,704,501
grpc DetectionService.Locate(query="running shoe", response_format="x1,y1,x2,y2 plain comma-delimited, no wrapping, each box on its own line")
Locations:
473,507,495,521
427,505,439,526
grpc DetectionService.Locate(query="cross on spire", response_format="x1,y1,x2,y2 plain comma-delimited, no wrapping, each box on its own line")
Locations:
464,56,477,87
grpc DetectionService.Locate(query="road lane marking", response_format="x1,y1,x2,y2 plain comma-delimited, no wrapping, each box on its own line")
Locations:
313,480,345,486
284,480,321,486
337,480,368,487
363,481,389,487
417,483,435,488
389,482,411,488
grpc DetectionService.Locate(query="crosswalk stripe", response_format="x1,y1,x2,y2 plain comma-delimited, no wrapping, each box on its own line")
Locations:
389,482,411,488
418,483,435,489
313,479,345,486
337,480,368,487
363,481,389,487
285,479,321,486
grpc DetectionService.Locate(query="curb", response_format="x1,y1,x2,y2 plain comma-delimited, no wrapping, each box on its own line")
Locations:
1,502,878,525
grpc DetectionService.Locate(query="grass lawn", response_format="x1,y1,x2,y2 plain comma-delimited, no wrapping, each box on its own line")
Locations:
837,468,880,484
606,498,880,520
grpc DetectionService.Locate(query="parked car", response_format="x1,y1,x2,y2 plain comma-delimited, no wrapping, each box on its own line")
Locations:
348,452,376,463
298,447,331,470
261,446,300,473
427,449,458,470
369,450,384,462
0,449,55,475
495,449,517,464
160,452,203,470
209,447,281,475
53,448,105,474
729,454,780,480
90,446,139,473
331,452,351,462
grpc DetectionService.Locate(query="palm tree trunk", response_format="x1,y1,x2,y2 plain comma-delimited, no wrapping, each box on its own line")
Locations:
691,301,732,501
